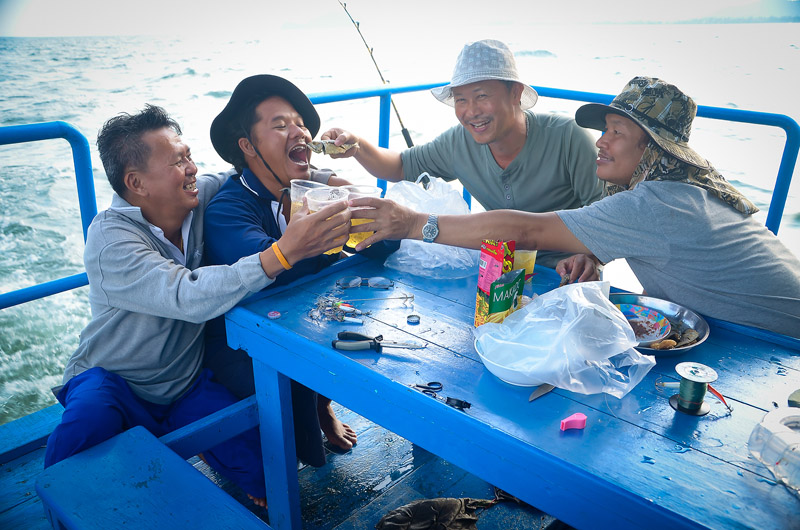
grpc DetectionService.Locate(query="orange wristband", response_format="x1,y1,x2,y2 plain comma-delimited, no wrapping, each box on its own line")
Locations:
271,242,292,270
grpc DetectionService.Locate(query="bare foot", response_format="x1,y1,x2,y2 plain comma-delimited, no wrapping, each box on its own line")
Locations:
247,494,267,508
201,453,266,508
317,397,357,451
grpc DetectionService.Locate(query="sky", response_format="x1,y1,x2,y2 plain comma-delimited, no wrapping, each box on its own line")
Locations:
1,0,798,37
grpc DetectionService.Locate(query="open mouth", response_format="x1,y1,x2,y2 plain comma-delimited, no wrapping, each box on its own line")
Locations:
469,119,491,131
183,181,197,192
288,144,310,166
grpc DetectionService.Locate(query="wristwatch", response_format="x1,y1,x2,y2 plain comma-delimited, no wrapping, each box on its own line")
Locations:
422,213,439,243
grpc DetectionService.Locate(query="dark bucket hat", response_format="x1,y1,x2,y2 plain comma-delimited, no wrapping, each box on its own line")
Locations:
210,75,320,165
575,76,710,169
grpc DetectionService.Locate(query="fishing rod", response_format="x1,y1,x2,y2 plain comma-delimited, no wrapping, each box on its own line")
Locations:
337,1,414,148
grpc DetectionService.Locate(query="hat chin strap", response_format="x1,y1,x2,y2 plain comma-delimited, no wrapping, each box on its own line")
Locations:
244,130,288,191
243,130,291,231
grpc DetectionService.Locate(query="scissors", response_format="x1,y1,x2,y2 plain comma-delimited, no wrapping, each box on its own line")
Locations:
411,381,443,397
331,331,426,352
410,382,471,410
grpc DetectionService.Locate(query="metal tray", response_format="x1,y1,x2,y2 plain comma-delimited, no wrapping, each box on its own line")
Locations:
609,293,710,356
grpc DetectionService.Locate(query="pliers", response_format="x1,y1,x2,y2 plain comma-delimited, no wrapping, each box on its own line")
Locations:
331,332,425,352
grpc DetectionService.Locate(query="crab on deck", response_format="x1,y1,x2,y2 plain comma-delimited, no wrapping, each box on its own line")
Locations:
309,140,359,155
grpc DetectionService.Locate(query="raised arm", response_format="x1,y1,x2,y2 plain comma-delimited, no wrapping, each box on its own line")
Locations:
320,128,404,182
348,197,591,255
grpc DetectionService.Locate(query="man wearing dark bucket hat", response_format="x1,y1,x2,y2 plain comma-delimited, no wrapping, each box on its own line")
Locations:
203,74,379,462
347,77,800,338
321,39,603,275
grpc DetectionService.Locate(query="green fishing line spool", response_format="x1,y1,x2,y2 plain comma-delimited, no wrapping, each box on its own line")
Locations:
669,362,719,416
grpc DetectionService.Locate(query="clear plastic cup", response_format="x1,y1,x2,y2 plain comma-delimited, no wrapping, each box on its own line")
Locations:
748,407,800,496
305,187,350,255
344,184,383,248
515,250,537,282
290,179,329,217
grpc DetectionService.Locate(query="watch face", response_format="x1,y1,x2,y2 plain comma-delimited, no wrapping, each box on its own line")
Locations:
422,223,438,241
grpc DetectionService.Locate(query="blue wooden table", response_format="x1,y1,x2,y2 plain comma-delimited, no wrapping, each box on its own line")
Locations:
225,255,800,530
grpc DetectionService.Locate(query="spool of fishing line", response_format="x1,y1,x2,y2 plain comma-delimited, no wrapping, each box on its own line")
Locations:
668,362,719,416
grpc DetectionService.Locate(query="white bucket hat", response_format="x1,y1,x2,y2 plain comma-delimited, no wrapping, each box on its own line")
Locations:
431,39,538,109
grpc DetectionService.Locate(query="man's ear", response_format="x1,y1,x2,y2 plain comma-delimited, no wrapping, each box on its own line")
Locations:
238,137,256,158
124,171,146,198
511,82,525,106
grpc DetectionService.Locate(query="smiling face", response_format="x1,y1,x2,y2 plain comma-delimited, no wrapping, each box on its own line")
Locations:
246,96,313,192
595,113,650,186
452,80,524,146
130,127,198,220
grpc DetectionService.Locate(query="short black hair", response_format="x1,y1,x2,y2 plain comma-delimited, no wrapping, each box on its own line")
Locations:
96,104,182,197
229,94,269,172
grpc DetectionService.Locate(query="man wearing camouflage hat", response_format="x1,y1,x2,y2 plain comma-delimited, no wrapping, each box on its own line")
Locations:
347,76,800,338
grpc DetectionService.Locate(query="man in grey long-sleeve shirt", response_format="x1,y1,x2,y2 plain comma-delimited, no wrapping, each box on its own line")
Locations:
44,104,351,505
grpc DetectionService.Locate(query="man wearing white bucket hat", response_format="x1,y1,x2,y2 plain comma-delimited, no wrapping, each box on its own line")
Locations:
322,39,602,272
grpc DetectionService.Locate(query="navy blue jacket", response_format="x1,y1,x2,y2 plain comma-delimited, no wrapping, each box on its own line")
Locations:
203,168,396,466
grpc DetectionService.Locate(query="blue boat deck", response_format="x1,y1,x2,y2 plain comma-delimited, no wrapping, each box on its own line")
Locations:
2,82,798,530
0,403,555,530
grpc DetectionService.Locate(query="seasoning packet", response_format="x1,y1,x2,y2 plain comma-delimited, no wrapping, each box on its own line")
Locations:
474,240,524,326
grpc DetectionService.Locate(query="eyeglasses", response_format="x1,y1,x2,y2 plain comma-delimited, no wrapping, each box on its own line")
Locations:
336,276,394,289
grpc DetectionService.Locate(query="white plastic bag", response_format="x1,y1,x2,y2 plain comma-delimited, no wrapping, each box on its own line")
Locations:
383,173,480,279
473,281,656,398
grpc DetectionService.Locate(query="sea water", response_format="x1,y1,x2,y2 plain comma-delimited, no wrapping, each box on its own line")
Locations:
1,22,798,425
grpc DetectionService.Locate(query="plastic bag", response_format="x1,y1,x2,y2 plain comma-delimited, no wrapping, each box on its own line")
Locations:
383,173,480,279
473,281,656,398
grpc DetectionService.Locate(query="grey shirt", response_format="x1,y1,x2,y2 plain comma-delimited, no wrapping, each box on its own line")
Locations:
401,111,602,268
62,170,273,403
558,181,800,338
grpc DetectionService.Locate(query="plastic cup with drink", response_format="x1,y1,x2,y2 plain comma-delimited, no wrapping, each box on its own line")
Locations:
515,250,537,282
304,187,350,255
290,179,329,217
344,184,383,248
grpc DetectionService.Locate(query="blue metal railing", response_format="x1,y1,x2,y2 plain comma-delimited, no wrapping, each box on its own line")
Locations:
0,121,96,309
1,82,798,311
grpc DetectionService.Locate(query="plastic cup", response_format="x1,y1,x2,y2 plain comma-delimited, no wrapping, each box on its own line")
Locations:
344,184,383,248
290,179,329,217
305,187,350,255
515,250,537,282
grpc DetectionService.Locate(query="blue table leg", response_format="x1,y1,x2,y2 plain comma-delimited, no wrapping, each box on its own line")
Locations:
252,358,302,530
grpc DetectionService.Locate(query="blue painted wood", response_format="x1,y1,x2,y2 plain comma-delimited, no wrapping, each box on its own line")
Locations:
252,360,302,530
160,395,259,459
35,426,268,529
260,257,795,476
0,403,62,464
226,256,800,530
299,423,435,528
1,406,548,530
0,444,50,529
238,258,794,479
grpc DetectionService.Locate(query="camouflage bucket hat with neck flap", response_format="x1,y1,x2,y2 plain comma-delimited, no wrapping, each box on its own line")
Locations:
576,76,710,169
576,76,759,215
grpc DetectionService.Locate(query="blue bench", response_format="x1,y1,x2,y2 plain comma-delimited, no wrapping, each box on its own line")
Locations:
35,425,268,529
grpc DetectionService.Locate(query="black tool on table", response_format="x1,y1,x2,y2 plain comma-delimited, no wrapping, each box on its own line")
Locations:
410,381,471,411
331,331,425,353
411,381,443,396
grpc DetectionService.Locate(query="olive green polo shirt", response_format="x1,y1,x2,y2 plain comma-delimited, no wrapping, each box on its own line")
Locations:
401,111,602,268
